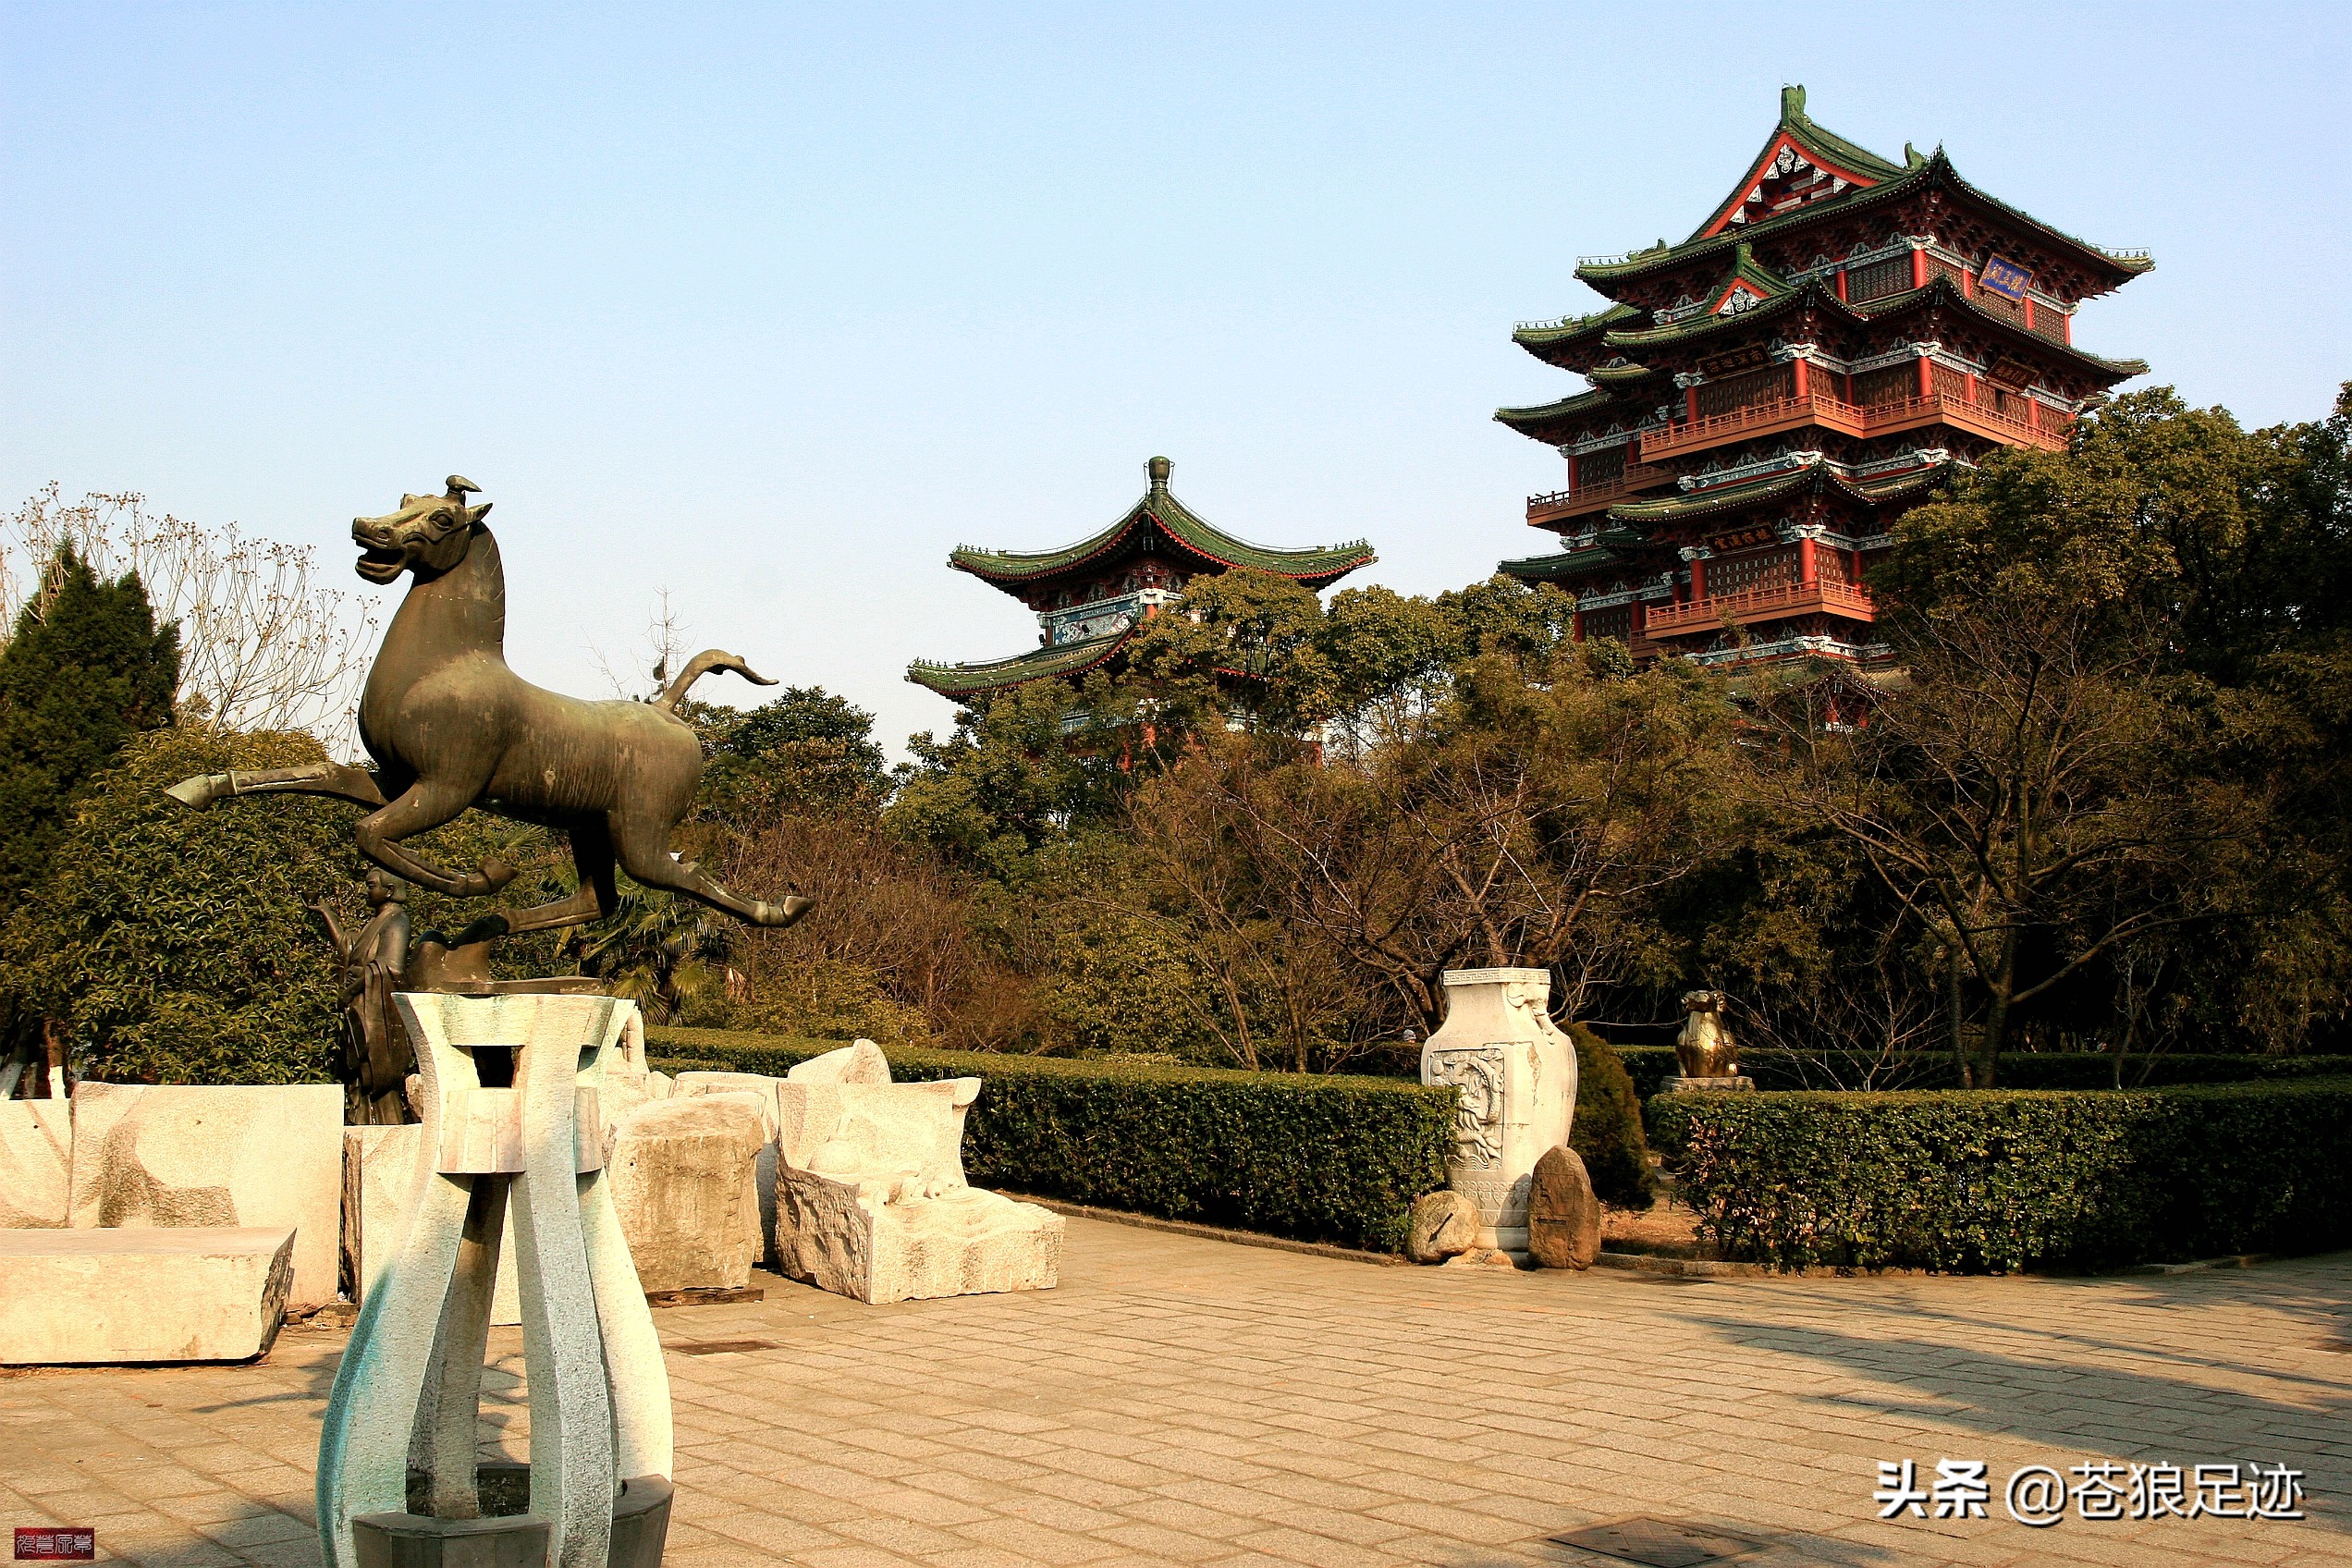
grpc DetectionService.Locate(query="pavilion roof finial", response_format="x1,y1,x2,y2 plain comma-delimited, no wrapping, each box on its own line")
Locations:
1147,455,1171,495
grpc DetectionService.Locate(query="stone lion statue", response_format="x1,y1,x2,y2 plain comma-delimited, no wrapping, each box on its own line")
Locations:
1674,989,1737,1079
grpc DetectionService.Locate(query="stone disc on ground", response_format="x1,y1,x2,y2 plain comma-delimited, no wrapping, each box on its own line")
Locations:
1405,1189,1479,1263
1527,1145,1601,1269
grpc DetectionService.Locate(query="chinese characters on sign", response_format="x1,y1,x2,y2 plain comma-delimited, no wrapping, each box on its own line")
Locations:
1978,253,2034,302
14,1530,96,1562
1873,1460,2304,1525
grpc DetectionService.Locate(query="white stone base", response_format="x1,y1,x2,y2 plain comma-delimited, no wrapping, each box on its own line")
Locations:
1662,1075,1757,1093
0,1227,294,1364
775,1173,1061,1305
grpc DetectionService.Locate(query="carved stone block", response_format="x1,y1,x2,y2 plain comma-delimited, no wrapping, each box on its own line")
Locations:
67,1082,345,1309
1419,968,1578,1255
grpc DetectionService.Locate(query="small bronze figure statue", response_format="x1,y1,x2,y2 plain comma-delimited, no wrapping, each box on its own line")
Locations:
169,477,812,974
312,871,416,1124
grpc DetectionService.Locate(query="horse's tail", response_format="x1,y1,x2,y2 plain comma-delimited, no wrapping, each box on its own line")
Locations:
655,649,778,712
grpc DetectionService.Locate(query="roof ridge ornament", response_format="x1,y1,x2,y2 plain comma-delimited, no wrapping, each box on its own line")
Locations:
1147,455,1171,495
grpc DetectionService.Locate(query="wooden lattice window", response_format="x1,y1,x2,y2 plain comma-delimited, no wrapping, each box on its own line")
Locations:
1813,548,1858,586
1579,606,1632,643
1846,256,1912,303
1929,361,1969,399
1928,256,1970,291
2027,303,2070,344
1708,547,1797,594
1577,447,1626,489
1974,288,2027,328
1853,364,1917,407
1696,364,1794,419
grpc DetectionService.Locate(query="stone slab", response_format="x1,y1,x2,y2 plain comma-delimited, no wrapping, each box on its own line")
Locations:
1526,1145,1602,1270
1661,1075,1757,1092
0,1098,73,1228
609,1095,766,1295
68,1081,345,1309
342,1124,427,1304
0,1225,294,1363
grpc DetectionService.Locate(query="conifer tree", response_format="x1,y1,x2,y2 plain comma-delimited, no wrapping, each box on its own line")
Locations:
0,546,180,911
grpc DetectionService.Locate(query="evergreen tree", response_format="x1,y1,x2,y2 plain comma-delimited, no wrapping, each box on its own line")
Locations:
0,547,179,911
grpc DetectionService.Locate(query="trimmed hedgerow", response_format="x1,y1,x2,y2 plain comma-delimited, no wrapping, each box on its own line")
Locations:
646,1027,1452,1254
1609,1046,2352,1099
1646,1078,2352,1272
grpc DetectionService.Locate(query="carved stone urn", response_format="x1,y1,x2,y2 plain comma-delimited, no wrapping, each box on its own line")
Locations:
1419,968,1578,1255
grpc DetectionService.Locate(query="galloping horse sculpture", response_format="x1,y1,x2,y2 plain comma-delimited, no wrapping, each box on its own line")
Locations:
167,476,811,940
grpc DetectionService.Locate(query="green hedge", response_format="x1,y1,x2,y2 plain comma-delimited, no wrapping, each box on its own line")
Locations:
1607,1046,2352,1098
1647,1077,2352,1272
646,1027,1452,1254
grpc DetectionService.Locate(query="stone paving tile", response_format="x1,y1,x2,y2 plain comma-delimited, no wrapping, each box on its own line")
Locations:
4,1219,2347,1567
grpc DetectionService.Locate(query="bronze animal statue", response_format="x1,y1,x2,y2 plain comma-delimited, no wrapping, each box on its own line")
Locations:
1673,988,1738,1079
168,477,812,942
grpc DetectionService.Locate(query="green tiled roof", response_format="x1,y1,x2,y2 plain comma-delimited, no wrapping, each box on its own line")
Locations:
1512,301,1644,351
1586,360,1659,388
907,629,1133,698
1575,124,2150,297
1499,545,1623,582
1688,85,1912,241
1852,277,2151,380
1493,386,1623,432
1607,461,1947,525
949,459,1374,592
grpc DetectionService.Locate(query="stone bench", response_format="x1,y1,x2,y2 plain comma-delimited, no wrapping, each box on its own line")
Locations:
0,1227,296,1365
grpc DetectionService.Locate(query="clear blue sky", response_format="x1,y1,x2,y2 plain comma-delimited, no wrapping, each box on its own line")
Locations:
6,3,2346,758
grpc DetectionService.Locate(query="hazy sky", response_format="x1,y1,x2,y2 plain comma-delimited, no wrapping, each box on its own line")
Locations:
6,4,2346,757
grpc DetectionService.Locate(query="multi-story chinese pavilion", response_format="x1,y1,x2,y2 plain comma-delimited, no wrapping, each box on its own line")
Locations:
907,456,1376,704
1496,87,2151,667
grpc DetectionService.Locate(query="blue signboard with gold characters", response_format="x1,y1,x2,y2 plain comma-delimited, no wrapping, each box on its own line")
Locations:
1978,254,2033,302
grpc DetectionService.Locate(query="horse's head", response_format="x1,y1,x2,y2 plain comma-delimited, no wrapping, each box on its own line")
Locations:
352,476,492,584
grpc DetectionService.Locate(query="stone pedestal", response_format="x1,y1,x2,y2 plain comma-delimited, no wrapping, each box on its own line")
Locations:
317,994,672,1568
1661,1076,1756,1093
1420,968,1577,1255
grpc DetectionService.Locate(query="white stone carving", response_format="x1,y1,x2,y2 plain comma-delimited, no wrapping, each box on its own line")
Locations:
1419,968,1578,1256
67,1082,344,1310
771,1043,1061,1305
316,995,670,1568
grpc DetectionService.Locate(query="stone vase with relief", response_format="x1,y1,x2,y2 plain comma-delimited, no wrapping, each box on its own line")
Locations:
1419,968,1578,1255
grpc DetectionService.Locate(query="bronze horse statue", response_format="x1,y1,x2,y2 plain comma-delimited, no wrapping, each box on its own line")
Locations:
168,477,812,941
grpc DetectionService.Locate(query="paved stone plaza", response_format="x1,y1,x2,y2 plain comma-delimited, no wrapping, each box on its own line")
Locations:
3,1217,2346,1568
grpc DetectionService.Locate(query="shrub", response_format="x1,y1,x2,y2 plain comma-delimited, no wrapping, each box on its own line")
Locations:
1566,1024,1652,1207
647,1025,1452,1253
1609,1045,2352,1098
1647,1078,2352,1271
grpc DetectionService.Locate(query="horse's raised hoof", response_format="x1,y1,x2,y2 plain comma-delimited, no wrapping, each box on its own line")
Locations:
752,895,815,927
163,774,230,810
455,857,517,898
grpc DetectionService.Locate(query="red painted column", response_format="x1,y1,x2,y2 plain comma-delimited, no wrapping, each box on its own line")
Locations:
1834,267,1848,301
2024,297,2036,335
1572,609,1585,643
1685,386,1700,423
1689,553,1709,600
1567,453,1579,493
1965,370,1979,405
1910,247,1926,289
1798,534,1818,584
1917,355,1934,400
1792,358,1809,399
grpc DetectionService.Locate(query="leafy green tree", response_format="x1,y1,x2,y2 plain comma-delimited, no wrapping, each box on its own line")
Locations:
0,547,179,912
692,685,891,822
